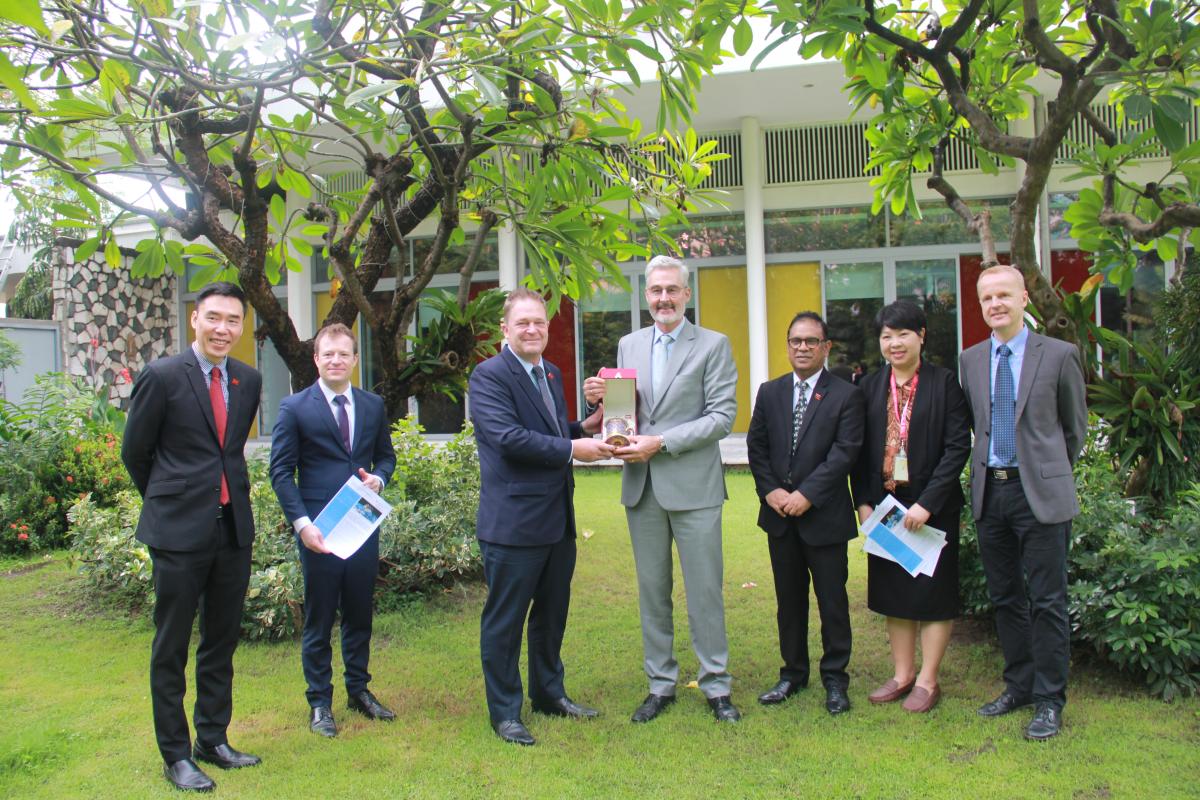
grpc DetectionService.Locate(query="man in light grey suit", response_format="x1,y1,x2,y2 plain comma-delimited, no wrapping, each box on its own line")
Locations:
583,255,740,723
960,264,1087,741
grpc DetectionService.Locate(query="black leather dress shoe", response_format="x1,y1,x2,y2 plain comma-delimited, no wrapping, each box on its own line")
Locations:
1024,704,1062,740
492,718,535,746
977,691,1034,717
532,696,600,719
163,758,215,792
707,695,742,722
758,679,805,705
310,705,337,737
630,693,676,723
192,742,261,770
824,684,851,715
348,689,396,721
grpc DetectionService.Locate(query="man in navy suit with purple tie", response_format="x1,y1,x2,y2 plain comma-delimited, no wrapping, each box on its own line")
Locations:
270,323,397,738
468,288,613,746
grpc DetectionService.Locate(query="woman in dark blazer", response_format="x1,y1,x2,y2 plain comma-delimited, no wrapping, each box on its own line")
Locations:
851,301,971,713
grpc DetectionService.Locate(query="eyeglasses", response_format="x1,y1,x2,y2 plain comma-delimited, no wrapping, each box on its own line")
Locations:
646,285,686,299
787,337,826,350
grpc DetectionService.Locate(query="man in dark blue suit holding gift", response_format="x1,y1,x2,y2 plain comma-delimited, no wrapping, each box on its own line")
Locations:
270,323,397,738
468,288,613,746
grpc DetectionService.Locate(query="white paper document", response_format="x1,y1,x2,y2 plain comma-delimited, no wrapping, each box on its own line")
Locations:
311,475,393,560
859,494,947,578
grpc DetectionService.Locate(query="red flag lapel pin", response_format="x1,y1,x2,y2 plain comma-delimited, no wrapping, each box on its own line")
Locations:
813,392,822,402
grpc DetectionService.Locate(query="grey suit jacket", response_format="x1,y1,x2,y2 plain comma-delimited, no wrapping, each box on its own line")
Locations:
616,321,737,511
959,330,1087,524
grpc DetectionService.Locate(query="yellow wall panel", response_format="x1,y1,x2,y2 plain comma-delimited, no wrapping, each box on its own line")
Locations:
185,301,260,438
765,262,822,380
697,267,750,433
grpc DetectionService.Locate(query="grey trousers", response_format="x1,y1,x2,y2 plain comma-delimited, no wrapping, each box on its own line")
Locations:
626,475,731,698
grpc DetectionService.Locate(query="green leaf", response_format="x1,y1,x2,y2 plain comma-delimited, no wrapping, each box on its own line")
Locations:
73,237,102,262
733,18,753,57
1156,95,1192,126
1124,94,1152,122
0,0,50,36
0,53,38,111
344,80,406,108
104,237,121,270
1153,104,1186,153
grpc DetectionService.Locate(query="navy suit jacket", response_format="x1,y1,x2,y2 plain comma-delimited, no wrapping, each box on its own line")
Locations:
746,368,865,545
469,348,582,547
269,383,396,524
122,350,261,550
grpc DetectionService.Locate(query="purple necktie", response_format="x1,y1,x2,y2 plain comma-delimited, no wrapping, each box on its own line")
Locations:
333,394,351,452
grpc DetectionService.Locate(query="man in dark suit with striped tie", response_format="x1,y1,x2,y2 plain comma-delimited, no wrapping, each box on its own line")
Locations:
270,323,397,738
468,288,613,746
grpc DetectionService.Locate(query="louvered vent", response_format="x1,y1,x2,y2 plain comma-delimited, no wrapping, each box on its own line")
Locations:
1057,102,1199,162
765,122,877,184
700,132,742,189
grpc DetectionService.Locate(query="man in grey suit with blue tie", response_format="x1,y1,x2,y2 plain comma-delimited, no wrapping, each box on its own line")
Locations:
584,255,740,723
960,265,1087,741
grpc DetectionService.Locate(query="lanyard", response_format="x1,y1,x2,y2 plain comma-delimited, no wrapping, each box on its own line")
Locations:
890,368,919,446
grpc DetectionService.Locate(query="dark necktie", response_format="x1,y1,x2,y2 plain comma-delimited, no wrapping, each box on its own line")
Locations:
993,344,1016,464
792,380,808,453
209,366,230,505
333,394,351,452
531,365,560,435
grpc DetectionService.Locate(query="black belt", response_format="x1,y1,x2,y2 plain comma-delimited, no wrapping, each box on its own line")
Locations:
986,467,1020,481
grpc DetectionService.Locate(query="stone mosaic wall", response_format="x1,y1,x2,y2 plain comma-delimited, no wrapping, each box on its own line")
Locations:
52,247,178,407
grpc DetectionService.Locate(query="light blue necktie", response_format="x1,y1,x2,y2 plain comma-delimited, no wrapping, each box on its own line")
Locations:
993,344,1016,465
652,333,674,399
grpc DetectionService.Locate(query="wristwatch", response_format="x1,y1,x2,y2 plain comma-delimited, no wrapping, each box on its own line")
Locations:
658,435,668,453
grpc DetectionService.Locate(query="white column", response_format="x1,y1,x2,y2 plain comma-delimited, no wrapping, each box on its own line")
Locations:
498,221,519,290
286,245,314,339
741,116,769,410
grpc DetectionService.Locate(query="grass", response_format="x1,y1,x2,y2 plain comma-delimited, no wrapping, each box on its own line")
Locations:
1,471,1197,799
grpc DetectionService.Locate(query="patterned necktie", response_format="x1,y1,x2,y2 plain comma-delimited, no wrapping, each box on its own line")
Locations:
209,366,230,505
993,344,1017,464
653,333,674,398
792,379,808,453
333,394,351,452
531,365,560,434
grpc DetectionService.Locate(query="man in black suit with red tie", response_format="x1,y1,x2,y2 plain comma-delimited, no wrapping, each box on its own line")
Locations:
747,311,865,716
122,282,263,792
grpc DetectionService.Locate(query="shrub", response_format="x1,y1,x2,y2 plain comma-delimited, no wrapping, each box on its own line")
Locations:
958,429,1200,700
377,418,482,597
67,418,483,637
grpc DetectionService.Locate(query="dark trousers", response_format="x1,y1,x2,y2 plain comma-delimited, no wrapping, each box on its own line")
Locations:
767,531,851,688
479,536,576,722
976,475,1071,710
149,514,252,763
296,531,380,707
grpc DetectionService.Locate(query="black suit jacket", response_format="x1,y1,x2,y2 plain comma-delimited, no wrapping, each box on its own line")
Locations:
468,347,582,547
849,362,971,516
747,369,865,545
269,383,396,524
122,349,262,550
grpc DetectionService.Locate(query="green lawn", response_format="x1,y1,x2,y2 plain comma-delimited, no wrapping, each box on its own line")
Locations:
1,472,1197,798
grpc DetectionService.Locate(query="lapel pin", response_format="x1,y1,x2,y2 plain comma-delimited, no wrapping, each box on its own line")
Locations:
231,378,239,386
813,392,822,402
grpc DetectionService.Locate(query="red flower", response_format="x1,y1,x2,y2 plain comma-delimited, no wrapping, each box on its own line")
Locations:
66,475,74,483
119,368,132,383
19,525,27,531
17,533,28,541
8,524,15,530
91,337,99,347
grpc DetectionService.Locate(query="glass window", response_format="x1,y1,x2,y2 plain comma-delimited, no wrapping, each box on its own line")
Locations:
1100,250,1165,348
895,258,959,372
765,206,885,253
664,214,746,259
1047,192,1079,240
823,261,884,373
412,234,499,276
579,280,633,389
889,197,1013,246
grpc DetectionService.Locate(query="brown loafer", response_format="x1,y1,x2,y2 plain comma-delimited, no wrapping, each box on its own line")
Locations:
868,678,915,704
902,684,941,713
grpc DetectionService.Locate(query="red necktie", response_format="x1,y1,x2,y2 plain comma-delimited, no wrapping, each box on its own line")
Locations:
210,366,230,505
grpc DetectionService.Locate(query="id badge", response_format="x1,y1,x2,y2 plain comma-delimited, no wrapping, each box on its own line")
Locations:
893,450,909,483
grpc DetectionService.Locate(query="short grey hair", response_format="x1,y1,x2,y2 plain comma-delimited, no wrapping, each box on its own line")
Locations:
645,255,690,286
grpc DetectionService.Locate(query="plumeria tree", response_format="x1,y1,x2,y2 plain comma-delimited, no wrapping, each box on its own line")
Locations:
722,0,1200,347
0,0,733,417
